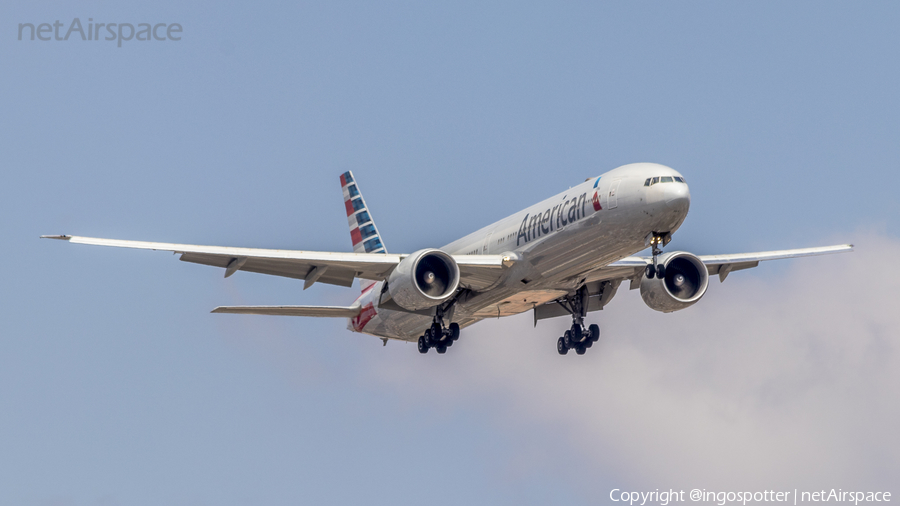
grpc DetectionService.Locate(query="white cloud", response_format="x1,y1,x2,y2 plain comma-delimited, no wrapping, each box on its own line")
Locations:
365,233,899,495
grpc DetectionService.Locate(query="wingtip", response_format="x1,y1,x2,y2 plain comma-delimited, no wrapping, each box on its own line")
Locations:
41,235,71,240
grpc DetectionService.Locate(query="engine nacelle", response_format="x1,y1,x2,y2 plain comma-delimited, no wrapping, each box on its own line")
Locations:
387,249,460,311
640,251,709,313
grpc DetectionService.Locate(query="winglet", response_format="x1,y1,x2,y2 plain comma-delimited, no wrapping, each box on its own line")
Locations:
41,235,72,240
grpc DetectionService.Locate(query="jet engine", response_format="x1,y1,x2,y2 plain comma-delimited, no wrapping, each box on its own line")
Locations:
640,251,709,313
387,249,460,311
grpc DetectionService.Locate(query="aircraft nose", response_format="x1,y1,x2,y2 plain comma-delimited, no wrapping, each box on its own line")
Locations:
664,181,691,212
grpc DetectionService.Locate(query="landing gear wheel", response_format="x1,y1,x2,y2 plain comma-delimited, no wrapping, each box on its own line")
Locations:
436,344,447,354
557,336,569,355
571,325,583,342
585,339,593,348
431,322,442,338
449,322,460,341
656,264,666,279
645,264,656,279
563,330,573,348
575,345,586,355
588,324,600,342
417,336,429,354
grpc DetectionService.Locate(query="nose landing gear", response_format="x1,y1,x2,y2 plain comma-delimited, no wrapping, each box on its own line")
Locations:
644,232,671,279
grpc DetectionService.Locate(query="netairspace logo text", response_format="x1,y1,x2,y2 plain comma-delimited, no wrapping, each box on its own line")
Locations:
18,18,181,47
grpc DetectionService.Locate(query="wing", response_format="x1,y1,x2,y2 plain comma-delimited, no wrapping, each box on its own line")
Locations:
41,235,507,290
532,243,853,323
694,243,854,281
585,243,854,287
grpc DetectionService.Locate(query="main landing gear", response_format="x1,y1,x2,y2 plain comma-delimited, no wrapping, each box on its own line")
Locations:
556,323,600,355
643,232,670,279
417,321,460,354
417,303,460,354
555,286,601,356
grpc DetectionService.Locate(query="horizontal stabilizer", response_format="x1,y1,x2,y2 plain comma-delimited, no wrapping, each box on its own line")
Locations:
211,305,360,317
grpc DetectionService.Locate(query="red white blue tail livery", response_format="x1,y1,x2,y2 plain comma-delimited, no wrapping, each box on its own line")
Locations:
341,171,385,254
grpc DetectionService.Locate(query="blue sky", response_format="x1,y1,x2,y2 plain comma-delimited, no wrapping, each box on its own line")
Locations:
1,2,898,505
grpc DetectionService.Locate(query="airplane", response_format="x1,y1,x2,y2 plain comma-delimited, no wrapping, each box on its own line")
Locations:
43,163,852,355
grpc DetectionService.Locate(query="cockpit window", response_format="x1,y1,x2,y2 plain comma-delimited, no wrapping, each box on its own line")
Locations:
646,175,686,186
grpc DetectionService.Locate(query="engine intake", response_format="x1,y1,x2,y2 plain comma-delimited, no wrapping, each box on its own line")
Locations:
640,251,709,313
387,249,460,311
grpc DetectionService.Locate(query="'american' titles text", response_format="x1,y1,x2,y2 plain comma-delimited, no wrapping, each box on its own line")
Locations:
517,192,590,246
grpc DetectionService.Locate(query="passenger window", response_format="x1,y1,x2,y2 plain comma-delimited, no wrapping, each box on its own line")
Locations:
660,176,673,183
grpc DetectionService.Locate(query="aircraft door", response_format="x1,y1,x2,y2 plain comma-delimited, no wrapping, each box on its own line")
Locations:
608,179,621,209
482,231,494,254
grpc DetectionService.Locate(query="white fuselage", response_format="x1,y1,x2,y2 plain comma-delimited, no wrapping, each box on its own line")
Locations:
348,163,691,340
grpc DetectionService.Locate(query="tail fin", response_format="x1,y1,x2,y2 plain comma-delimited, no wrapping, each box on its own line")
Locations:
340,171,387,254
